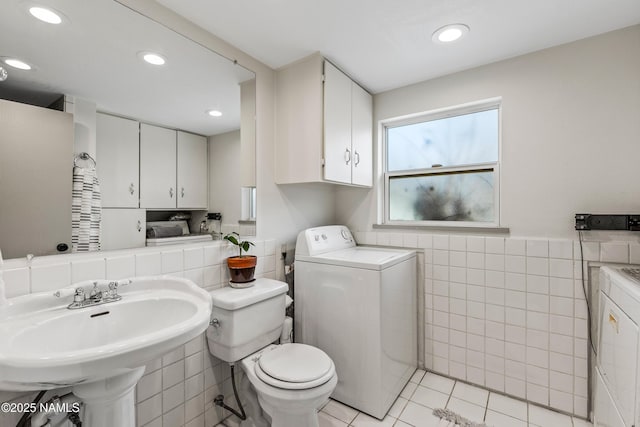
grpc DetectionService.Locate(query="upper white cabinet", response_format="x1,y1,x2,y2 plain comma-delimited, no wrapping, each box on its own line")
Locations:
350,80,374,187
323,61,353,184
140,124,207,209
177,131,207,209
96,113,140,208
140,123,176,209
275,54,372,186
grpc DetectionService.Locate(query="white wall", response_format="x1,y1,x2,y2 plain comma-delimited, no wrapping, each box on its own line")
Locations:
65,96,97,158
334,25,640,418
337,25,640,239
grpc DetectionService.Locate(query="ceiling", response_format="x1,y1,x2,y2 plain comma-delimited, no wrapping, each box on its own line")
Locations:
157,0,640,93
0,0,254,136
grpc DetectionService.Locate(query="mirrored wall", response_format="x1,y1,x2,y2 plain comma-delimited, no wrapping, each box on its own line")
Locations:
0,0,256,258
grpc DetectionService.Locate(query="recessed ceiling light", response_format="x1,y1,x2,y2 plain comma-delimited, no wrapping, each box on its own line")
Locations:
141,52,166,66
207,110,222,117
29,6,62,24
0,67,7,82
4,58,32,70
432,24,469,44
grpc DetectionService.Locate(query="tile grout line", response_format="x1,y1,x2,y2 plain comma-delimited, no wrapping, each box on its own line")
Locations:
482,390,490,423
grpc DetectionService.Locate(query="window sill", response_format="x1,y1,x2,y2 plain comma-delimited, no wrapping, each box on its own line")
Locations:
373,223,510,234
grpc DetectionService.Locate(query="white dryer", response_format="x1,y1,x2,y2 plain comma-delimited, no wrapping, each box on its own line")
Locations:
294,225,417,419
594,266,640,427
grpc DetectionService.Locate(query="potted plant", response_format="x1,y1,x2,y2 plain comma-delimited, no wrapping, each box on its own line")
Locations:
223,232,257,287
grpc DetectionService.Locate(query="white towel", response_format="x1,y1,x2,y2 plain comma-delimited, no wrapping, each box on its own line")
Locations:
71,166,101,252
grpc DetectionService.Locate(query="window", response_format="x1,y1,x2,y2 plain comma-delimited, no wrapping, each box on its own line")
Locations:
383,99,500,227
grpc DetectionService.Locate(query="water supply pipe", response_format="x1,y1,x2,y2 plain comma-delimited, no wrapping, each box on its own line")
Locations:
29,393,82,427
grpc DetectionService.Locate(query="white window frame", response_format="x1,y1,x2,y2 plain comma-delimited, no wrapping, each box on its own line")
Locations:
381,98,502,228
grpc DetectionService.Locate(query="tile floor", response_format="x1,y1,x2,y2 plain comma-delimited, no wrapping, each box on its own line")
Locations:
218,369,594,427
316,370,593,427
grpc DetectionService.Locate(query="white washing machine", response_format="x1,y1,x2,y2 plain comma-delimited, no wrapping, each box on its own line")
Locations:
294,225,417,419
594,266,640,427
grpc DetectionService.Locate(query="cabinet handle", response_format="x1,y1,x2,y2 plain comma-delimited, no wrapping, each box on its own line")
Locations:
169,187,174,198
136,220,142,232
344,148,351,165
129,183,135,195
181,187,185,198
354,151,360,166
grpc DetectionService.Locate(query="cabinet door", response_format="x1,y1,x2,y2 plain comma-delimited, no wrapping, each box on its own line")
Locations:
275,54,324,184
177,131,207,209
96,113,139,207
323,61,352,184
101,208,145,251
351,82,373,187
140,123,176,208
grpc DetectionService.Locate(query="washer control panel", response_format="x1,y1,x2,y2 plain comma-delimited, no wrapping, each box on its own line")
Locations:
295,225,355,257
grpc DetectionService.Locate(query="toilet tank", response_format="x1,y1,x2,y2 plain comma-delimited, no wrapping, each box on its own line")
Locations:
207,278,288,362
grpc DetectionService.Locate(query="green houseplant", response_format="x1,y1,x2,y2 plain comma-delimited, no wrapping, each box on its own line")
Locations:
223,232,257,287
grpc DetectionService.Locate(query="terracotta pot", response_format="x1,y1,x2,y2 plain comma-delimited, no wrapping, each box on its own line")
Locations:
227,255,257,283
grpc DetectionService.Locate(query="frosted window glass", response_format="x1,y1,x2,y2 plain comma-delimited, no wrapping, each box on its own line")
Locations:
387,109,498,171
389,170,494,222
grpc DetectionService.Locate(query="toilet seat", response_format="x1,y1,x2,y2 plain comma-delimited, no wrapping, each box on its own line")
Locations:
255,343,335,390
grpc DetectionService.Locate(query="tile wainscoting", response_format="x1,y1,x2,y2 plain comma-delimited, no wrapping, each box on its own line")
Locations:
353,230,639,419
0,239,278,427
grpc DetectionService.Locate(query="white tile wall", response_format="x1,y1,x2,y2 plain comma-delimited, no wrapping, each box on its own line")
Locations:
352,230,639,418
0,239,278,427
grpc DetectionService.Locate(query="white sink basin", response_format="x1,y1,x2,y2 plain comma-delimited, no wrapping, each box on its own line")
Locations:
0,276,212,391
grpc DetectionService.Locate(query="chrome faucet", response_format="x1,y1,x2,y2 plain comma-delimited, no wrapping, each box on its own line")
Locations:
61,279,132,310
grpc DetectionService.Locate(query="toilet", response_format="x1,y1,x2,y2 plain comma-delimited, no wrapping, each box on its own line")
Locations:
206,278,337,427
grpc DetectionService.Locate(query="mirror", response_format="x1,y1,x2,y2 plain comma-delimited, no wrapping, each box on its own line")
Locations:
0,0,256,259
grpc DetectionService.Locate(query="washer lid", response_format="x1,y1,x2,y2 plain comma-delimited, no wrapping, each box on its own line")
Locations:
258,343,333,383
296,246,416,270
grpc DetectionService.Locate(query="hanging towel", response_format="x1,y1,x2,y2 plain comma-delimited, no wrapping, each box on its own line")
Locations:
71,165,102,252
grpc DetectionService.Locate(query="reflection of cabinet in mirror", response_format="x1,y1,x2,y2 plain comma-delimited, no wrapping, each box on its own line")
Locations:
275,54,373,186
140,124,207,209
96,113,139,207
0,99,73,258
177,131,208,208
101,209,145,251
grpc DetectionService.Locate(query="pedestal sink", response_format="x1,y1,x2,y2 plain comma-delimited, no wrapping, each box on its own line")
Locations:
0,276,212,427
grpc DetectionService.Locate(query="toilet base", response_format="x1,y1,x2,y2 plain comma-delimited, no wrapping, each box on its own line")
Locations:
239,345,337,427
264,410,319,427
256,390,328,427
238,371,324,427
239,373,269,427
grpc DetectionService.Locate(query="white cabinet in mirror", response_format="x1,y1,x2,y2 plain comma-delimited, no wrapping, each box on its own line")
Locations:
139,124,208,210
0,0,256,259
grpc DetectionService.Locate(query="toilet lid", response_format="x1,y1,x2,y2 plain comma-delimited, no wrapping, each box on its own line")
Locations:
257,343,333,385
